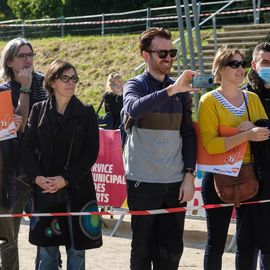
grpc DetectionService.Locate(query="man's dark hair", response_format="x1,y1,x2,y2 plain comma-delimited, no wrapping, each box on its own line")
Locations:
139,27,172,54
252,42,270,61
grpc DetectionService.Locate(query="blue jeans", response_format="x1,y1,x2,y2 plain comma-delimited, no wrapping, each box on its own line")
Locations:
38,246,85,270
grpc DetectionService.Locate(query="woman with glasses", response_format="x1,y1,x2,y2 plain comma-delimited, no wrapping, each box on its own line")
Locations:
198,47,269,270
22,60,102,269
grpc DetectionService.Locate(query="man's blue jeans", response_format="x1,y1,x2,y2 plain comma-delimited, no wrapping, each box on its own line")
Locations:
38,246,85,270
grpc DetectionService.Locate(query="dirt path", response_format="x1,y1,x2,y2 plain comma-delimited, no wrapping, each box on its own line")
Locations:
18,216,239,269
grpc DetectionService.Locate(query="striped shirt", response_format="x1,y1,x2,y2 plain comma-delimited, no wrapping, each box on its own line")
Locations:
212,90,248,116
0,71,47,109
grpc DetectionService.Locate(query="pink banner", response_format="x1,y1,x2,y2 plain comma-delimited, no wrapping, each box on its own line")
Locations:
91,129,127,208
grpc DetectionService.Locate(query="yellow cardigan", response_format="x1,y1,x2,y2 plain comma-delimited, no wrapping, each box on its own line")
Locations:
198,90,267,163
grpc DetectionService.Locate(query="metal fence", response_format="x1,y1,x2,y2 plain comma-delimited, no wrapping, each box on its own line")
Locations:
0,0,269,39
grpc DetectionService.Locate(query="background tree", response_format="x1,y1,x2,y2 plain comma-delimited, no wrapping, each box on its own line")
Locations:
0,0,13,19
7,0,63,19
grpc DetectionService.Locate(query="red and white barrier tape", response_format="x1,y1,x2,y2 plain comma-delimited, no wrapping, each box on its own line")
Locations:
1,199,270,218
0,7,269,28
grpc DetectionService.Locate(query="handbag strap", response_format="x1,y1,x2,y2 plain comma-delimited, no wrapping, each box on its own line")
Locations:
242,91,251,121
64,124,76,171
242,91,253,162
96,95,105,115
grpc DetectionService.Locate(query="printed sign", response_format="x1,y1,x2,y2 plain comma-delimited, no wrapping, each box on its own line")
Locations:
91,129,127,208
194,123,247,177
0,90,16,141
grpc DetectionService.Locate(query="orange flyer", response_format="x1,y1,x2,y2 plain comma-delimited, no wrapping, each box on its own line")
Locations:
194,123,247,177
0,90,17,141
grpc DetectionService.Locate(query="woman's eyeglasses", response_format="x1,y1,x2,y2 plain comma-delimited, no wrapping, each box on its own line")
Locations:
225,60,247,69
145,49,177,59
59,75,79,83
16,52,36,60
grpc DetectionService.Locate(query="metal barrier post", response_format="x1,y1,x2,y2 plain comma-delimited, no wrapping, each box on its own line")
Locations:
101,13,105,36
183,0,199,117
21,20,25,37
192,0,204,74
146,7,151,29
183,0,196,70
175,40,181,75
61,16,65,37
197,1,201,16
212,16,218,53
252,0,257,24
256,0,261,24
175,0,188,71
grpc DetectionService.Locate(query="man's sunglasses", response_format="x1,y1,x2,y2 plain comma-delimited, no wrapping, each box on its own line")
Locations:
225,60,247,69
145,49,177,59
59,75,79,83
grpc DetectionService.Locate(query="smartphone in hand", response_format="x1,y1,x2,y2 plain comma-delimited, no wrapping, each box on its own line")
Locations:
192,74,214,88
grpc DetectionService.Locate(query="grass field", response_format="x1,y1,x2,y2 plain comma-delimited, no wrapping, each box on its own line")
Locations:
0,34,142,109
0,30,212,110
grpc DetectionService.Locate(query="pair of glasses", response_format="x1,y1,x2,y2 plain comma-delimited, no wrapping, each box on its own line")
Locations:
145,49,177,59
225,60,247,69
16,52,36,60
59,75,79,83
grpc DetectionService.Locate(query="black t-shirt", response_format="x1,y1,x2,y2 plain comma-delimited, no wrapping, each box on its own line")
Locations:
103,92,123,129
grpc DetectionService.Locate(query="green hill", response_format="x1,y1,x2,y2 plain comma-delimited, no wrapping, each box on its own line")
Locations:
0,31,211,110
0,34,143,109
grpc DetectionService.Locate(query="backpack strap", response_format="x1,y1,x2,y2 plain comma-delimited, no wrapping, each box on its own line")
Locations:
123,74,149,130
96,96,105,115
120,74,149,149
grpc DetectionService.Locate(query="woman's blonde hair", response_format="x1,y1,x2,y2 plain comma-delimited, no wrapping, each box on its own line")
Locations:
105,72,122,93
212,47,244,83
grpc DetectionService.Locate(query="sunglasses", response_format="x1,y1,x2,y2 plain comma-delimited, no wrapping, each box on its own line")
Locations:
225,60,247,69
145,49,177,59
16,52,36,60
59,75,79,84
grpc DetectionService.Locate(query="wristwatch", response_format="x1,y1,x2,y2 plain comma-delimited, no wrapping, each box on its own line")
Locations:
184,168,196,177
20,87,31,94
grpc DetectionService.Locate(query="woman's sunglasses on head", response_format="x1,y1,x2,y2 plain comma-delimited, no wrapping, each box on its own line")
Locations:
145,49,177,59
225,60,247,69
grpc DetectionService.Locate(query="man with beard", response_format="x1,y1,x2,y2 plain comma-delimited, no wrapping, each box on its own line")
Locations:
123,27,197,270
246,41,270,270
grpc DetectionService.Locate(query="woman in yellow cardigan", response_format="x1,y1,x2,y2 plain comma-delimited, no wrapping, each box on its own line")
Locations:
198,47,269,270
